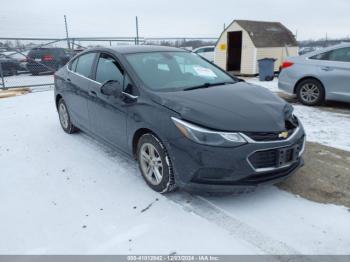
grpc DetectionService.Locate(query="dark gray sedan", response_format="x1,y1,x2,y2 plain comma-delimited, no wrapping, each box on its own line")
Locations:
54,46,305,193
279,43,350,106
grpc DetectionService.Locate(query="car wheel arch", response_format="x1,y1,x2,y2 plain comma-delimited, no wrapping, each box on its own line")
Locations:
132,128,160,159
55,94,63,109
294,76,325,95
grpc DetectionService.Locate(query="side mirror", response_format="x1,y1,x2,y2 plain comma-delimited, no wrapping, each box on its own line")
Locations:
101,80,123,97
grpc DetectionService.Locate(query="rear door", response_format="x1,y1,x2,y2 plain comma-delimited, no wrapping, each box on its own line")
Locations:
88,52,128,151
310,47,350,102
65,52,97,130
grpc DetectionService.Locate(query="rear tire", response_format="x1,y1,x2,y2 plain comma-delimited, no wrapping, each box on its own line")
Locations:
296,79,325,106
10,67,18,76
57,98,79,134
137,134,177,193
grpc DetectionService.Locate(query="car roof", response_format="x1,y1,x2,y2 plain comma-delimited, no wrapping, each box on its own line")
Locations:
87,45,187,55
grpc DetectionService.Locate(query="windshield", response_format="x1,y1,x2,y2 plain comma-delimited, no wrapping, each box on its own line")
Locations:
125,51,235,91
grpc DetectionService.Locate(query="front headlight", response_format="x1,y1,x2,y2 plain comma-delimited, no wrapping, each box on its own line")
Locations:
171,117,247,147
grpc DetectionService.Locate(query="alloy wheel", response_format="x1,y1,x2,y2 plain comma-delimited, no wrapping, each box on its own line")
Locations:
300,83,320,103
58,103,69,129
140,143,163,185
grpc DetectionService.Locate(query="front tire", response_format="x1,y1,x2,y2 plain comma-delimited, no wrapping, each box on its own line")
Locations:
137,134,176,193
57,98,79,134
296,79,325,106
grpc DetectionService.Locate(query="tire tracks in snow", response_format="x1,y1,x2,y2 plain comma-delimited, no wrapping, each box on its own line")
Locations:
70,131,306,258
167,192,305,258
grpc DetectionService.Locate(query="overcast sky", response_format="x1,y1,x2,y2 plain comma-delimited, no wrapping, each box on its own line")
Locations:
0,0,349,40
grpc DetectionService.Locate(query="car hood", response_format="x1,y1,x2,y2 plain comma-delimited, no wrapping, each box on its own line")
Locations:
151,82,290,132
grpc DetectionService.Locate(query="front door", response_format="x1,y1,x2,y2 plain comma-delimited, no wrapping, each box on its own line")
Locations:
314,47,350,102
88,52,128,151
65,52,97,130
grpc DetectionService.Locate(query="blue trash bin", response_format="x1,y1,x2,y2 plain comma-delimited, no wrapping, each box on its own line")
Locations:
258,58,276,81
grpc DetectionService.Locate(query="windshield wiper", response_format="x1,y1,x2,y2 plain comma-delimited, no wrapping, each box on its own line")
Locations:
183,81,235,91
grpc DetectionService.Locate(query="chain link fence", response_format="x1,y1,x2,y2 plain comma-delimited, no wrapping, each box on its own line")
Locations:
0,37,217,90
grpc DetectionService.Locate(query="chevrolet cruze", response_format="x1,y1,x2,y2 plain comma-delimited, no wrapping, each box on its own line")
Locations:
54,46,305,193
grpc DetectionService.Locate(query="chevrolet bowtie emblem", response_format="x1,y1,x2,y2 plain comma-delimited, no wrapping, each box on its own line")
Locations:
279,131,289,139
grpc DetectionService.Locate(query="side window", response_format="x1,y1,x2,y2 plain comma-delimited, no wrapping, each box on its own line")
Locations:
328,48,350,62
124,74,138,95
70,58,78,71
310,52,330,61
310,48,350,62
75,53,96,78
95,53,124,84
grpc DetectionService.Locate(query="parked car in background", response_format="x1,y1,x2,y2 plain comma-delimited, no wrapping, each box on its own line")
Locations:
27,48,73,75
298,47,316,56
0,53,21,76
2,51,29,71
279,43,350,106
193,46,215,62
55,46,305,193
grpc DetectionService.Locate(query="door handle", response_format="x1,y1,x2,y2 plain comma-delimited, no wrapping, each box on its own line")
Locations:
66,78,71,82
90,90,97,97
321,66,333,71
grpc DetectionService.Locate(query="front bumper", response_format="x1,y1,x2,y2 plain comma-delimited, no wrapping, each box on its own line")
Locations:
167,126,305,193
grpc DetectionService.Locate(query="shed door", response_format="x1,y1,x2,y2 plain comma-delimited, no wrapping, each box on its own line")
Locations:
227,31,242,72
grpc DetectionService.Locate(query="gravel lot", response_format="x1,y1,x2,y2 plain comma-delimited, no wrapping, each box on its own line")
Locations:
279,142,350,208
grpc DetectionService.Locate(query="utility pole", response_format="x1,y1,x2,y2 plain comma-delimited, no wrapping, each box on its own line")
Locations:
223,23,226,31
135,16,139,45
64,15,71,49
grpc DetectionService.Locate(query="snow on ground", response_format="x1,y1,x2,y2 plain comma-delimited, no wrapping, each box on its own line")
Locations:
1,90,350,254
0,91,260,255
246,77,350,152
293,105,350,151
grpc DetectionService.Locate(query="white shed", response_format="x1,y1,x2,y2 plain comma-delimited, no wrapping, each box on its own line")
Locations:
214,20,299,75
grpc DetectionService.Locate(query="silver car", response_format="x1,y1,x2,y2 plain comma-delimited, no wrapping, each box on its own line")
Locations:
278,43,350,106
193,46,215,62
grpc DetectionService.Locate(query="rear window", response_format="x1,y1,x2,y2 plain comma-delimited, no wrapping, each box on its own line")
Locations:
195,47,214,53
28,49,59,58
204,47,214,52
